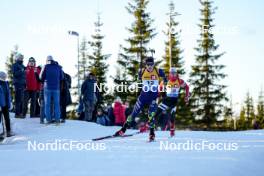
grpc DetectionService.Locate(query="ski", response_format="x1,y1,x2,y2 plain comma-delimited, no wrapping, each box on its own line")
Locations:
92,131,141,141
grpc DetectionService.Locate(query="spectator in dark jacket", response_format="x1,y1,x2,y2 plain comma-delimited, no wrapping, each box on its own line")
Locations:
40,56,64,124
12,53,26,118
23,57,40,118
76,96,85,121
34,66,42,117
0,71,14,137
106,103,115,125
81,72,97,122
60,71,72,123
34,66,44,123
92,75,101,122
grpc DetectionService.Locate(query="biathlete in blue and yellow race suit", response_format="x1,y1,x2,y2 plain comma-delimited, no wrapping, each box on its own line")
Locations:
115,56,167,137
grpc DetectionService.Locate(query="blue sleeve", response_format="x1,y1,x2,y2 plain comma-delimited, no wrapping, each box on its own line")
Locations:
158,69,167,83
7,82,12,108
60,69,64,81
11,65,15,75
39,66,46,81
12,64,23,77
0,87,4,107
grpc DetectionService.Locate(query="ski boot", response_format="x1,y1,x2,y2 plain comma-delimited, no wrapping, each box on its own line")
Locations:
114,123,129,137
149,128,155,142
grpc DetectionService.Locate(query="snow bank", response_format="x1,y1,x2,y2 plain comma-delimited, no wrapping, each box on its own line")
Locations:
0,115,263,176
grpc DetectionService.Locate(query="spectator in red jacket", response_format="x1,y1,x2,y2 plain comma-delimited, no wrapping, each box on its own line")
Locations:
113,97,126,126
23,57,40,118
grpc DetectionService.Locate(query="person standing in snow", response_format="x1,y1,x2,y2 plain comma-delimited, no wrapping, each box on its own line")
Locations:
23,57,40,118
34,66,45,123
0,71,14,137
114,56,167,141
106,103,115,126
76,96,85,121
81,72,97,122
12,53,26,118
35,66,42,117
92,76,101,122
60,71,72,123
113,97,126,126
40,56,64,124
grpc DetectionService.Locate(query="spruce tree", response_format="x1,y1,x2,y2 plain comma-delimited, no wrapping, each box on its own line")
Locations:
163,1,184,75
223,95,234,130
238,106,246,130
115,0,156,103
256,88,264,128
242,92,255,129
162,2,192,127
67,37,89,119
113,66,129,101
88,14,110,106
79,37,89,83
189,0,227,128
5,45,19,103
71,37,89,100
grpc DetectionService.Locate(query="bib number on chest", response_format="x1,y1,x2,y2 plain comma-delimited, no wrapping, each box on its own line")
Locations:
166,87,180,97
142,80,159,92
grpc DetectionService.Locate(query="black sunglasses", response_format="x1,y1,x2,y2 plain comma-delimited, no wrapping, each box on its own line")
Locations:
146,63,154,66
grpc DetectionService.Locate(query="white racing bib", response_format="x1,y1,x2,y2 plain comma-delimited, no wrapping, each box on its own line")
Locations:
166,86,180,97
142,80,159,92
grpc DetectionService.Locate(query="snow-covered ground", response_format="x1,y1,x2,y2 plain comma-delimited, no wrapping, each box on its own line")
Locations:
1,115,264,176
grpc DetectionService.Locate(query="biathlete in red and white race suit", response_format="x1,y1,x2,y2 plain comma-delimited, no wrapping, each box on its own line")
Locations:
148,67,190,141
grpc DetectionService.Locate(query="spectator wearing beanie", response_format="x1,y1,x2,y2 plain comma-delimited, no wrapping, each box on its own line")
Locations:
0,71,14,137
12,53,26,118
81,72,97,122
40,56,64,124
23,57,40,118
